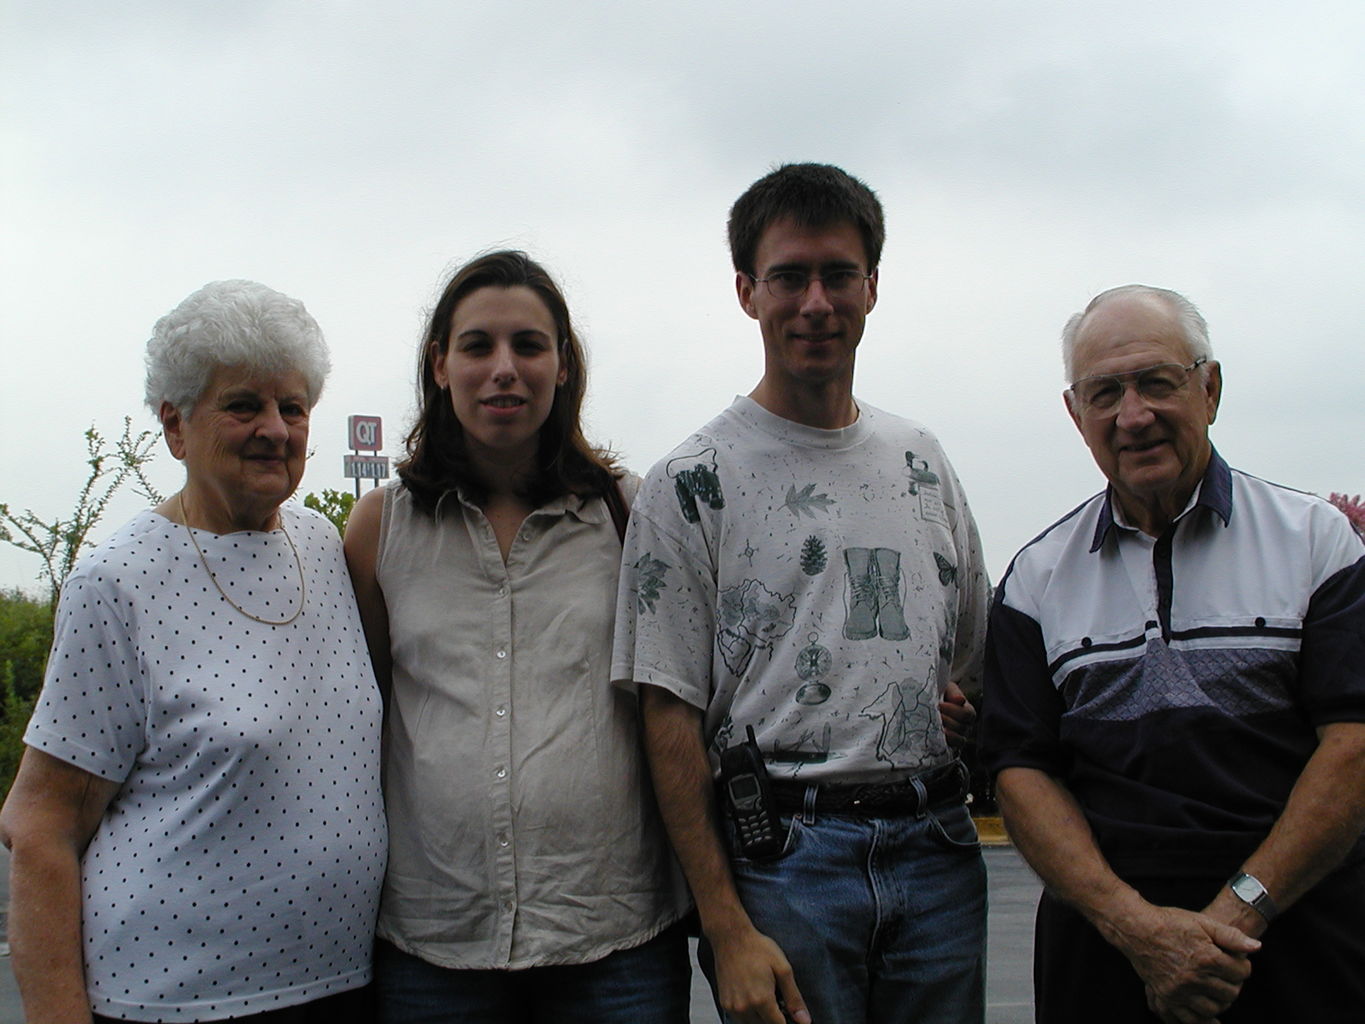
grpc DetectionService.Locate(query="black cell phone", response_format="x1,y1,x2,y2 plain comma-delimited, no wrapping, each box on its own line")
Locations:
719,725,785,860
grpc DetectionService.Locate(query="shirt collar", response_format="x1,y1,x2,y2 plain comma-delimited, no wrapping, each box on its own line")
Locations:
1089,447,1231,552
438,485,606,524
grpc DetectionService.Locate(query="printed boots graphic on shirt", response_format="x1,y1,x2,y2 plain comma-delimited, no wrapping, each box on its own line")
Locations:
667,447,725,524
842,546,911,641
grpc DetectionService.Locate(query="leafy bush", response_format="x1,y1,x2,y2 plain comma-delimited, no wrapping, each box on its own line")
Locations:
0,588,52,705
303,488,357,536
1,662,39,796
0,590,52,794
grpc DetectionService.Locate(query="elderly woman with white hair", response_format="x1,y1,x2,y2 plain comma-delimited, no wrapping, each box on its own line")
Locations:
0,280,386,1024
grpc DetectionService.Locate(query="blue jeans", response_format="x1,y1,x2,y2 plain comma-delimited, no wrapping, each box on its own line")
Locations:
375,923,690,1024
704,801,986,1024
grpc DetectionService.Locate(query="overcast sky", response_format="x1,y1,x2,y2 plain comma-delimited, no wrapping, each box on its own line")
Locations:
3,0,1362,594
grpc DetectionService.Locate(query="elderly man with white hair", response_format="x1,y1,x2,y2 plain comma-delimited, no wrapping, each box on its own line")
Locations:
981,284,1365,1023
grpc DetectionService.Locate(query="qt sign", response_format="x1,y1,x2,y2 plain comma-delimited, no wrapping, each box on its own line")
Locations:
348,415,383,452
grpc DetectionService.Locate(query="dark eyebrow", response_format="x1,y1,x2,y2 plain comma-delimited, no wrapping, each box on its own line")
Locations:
763,259,862,275
455,327,553,343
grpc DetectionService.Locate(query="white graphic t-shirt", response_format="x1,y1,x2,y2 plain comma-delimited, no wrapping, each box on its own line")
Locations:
613,397,988,783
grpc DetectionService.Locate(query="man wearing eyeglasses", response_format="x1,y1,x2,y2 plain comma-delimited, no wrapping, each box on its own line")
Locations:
613,163,990,1024
981,284,1365,1023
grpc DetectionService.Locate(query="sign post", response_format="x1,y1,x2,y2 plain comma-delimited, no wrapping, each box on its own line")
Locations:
344,415,389,497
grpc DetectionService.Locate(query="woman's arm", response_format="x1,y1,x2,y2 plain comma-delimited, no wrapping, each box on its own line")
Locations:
0,748,120,1024
343,486,393,698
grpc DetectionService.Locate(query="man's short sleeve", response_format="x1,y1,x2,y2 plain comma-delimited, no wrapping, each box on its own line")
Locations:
1300,505,1365,724
611,471,719,711
945,464,990,695
979,578,1069,779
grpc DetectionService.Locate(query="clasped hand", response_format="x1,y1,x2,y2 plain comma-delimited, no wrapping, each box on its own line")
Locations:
1118,903,1259,1024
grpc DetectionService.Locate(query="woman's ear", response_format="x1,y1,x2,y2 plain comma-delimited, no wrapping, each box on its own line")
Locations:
160,401,188,460
431,342,450,391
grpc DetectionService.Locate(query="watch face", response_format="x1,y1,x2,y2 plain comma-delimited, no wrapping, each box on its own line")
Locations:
1230,873,1273,917
1229,872,1277,921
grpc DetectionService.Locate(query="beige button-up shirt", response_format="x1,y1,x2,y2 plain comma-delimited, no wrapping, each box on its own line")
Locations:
375,481,686,968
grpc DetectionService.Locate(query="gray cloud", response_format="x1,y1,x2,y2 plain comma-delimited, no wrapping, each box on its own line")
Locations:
2,0,1361,591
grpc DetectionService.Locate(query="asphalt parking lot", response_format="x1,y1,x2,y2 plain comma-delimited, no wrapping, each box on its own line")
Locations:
0,845,1041,1023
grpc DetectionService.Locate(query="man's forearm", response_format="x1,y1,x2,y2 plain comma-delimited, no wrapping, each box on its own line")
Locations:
996,766,1144,931
639,686,810,1024
1205,721,1365,935
640,686,751,936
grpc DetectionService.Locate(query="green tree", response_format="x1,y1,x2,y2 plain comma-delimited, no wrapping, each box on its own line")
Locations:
0,418,162,608
303,489,357,536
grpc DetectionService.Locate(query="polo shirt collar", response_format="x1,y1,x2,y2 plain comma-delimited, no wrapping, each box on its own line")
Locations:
1090,447,1232,552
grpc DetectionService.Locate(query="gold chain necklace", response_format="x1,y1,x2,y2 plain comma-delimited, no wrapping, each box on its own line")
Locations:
179,493,305,626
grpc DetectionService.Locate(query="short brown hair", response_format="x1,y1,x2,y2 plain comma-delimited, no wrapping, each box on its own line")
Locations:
728,163,885,277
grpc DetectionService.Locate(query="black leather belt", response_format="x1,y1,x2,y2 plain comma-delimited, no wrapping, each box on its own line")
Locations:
768,759,970,816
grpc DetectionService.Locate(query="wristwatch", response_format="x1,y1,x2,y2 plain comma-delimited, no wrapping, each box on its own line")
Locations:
1227,871,1278,923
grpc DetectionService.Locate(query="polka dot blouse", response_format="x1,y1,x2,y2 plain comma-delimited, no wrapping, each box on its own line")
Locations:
25,504,386,1022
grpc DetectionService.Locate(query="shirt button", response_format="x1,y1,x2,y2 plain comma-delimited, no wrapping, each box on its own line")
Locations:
498,832,509,847
496,766,507,779
495,706,507,718
502,899,514,911
498,584,507,597
496,649,507,659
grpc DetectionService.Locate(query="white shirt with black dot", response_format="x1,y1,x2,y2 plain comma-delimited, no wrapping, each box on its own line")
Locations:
26,504,386,1022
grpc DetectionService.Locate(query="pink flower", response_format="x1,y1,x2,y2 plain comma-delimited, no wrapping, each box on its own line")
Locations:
1328,492,1365,536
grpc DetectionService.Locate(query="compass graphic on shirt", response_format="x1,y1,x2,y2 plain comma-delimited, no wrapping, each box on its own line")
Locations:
795,632,832,705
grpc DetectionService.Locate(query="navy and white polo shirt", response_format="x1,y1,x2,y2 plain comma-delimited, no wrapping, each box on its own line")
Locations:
981,451,1365,877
